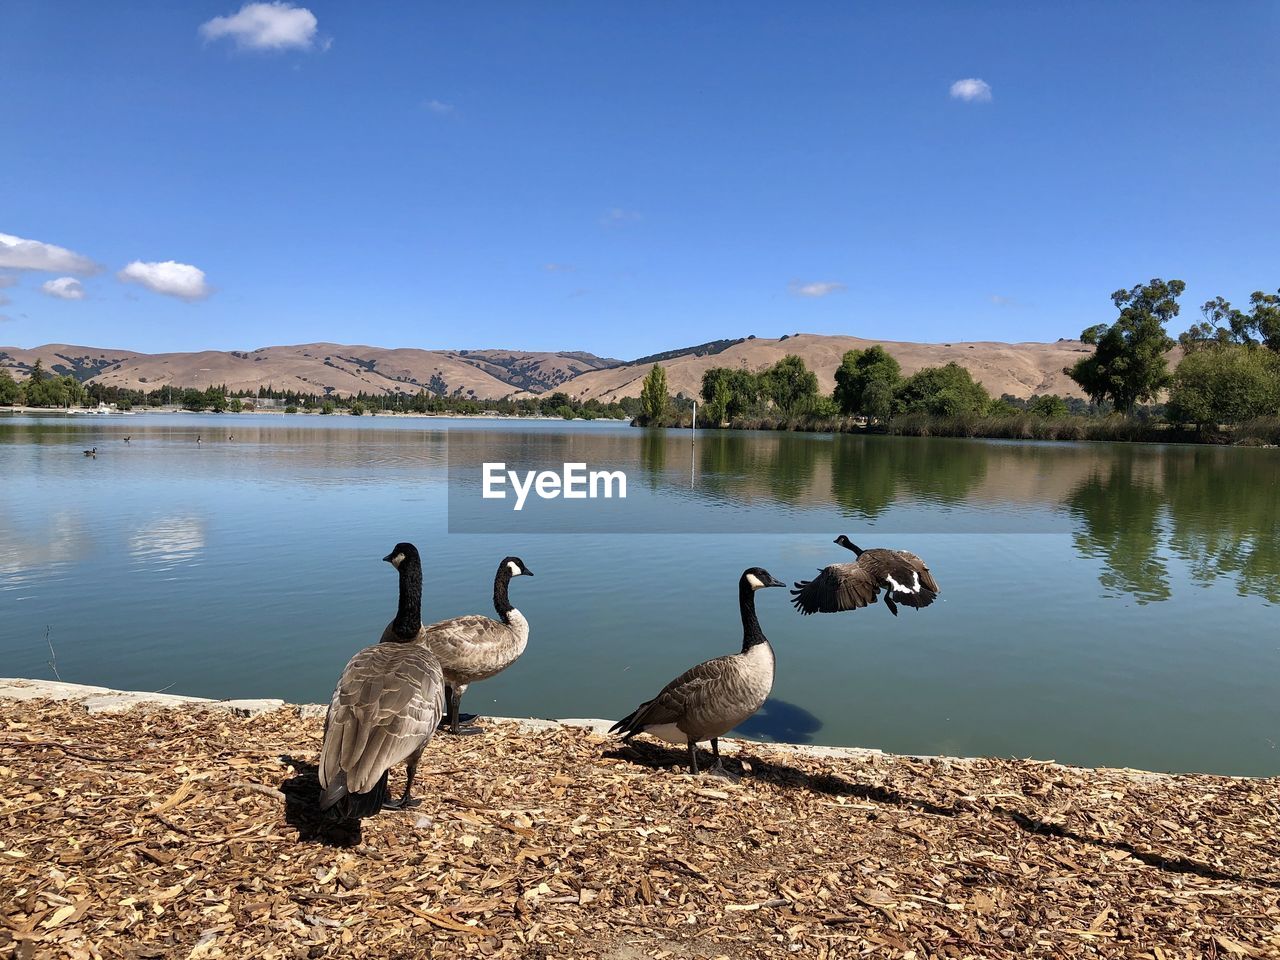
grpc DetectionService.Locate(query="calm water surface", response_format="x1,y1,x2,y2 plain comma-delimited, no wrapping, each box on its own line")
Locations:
2,413,1277,776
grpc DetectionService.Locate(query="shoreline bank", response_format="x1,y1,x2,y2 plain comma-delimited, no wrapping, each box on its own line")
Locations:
2,678,1277,957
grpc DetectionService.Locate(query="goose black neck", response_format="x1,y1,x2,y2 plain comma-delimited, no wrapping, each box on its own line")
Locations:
390,557,423,639
493,566,514,623
739,578,767,651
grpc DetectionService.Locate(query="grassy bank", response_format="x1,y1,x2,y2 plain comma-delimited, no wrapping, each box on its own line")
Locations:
2,685,1278,957
647,412,1280,446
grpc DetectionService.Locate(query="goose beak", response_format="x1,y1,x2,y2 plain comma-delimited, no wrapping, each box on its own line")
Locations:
381,552,395,563
766,574,787,588
523,569,534,577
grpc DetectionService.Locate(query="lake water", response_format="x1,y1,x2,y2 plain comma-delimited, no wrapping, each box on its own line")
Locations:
2,413,1277,776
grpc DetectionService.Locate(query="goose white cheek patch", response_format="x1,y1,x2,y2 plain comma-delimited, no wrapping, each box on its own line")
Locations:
507,561,521,576
745,573,765,590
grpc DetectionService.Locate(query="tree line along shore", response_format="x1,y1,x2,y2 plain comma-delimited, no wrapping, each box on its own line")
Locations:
635,278,1280,446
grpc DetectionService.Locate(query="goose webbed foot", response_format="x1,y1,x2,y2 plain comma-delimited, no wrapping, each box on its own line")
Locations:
381,794,421,811
446,723,484,736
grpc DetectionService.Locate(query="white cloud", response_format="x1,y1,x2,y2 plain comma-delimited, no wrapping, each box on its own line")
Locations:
423,99,455,115
0,314,14,323
0,273,17,288
788,280,846,298
200,2,319,51
41,277,86,300
118,260,212,301
0,232,99,274
601,208,642,226
0,293,9,306
988,293,1016,307
950,78,992,103
543,262,575,273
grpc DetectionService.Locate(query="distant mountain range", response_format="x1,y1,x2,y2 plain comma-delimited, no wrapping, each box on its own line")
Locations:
0,334,1098,400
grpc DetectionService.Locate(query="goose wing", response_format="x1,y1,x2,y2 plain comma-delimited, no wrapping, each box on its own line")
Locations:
610,654,736,738
858,549,938,609
319,642,444,800
790,562,879,614
420,615,513,672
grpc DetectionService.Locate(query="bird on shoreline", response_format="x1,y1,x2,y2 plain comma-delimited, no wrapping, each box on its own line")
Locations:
791,536,939,618
420,557,534,735
317,542,444,819
611,567,786,775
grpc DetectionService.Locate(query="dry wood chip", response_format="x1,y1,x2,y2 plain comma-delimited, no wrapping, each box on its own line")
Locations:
0,697,1276,959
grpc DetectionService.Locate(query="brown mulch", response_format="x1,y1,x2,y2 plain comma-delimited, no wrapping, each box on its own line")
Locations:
1,699,1278,959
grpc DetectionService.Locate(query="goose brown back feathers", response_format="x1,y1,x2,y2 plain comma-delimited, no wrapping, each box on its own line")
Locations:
791,542,939,616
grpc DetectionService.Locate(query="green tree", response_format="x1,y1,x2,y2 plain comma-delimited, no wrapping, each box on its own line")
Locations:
320,400,336,415
1068,279,1181,413
0,369,19,405
895,362,991,416
700,368,732,425
1027,394,1070,418
1181,290,1280,353
29,359,48,384
1166,344,1280,426
761,355,819,415
833,346,901,418
639,364,669,425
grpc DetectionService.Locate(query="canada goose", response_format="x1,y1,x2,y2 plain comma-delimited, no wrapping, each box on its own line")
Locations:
317,542,444,819
196,435,202,444
83,447,96,457
420,556,534,735
610,567,787,775
791,535,939,617
123,436,131,443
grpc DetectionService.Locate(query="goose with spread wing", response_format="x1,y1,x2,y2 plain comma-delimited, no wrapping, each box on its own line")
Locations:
791,535,939,617
318,542,444,819
420,556,534,735
610,567,787,775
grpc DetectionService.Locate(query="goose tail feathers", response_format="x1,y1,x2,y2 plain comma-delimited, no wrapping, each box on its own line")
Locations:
319,770,390,821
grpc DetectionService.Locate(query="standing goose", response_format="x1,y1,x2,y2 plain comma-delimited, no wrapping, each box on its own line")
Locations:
318,542,444,819
791,535,939,617
610,567,787,775
420,556,534,735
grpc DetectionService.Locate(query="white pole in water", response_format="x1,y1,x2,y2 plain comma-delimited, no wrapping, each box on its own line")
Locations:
690,400,696,487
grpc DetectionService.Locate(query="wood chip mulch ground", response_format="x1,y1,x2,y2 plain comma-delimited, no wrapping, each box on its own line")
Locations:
1,698,1278,959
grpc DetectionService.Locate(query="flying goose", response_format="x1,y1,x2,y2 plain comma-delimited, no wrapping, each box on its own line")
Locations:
791,535,939,617
318,542,444,819
420,556,534,735
610,567,787,775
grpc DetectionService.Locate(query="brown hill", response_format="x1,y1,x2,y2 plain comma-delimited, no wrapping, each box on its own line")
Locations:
0,343,619,399
1,335,1112,401
563,333,1099,402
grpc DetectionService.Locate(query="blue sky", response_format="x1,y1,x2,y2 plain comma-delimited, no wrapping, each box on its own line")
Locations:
2,2,1278,359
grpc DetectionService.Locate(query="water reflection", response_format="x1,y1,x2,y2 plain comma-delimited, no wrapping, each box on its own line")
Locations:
0,509,90,585
1065,446,1280,605
129,517,206,572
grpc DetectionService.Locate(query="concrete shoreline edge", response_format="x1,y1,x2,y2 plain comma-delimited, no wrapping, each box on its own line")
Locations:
0,676,1205,783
